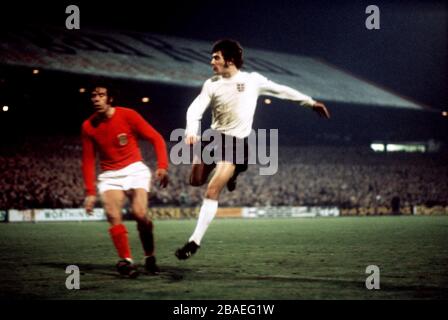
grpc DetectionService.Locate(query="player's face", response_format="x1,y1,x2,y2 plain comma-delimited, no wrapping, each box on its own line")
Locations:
91,87,112,113
211,51,230,75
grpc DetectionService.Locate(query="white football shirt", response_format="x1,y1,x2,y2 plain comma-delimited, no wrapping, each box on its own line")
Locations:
186,71,316,139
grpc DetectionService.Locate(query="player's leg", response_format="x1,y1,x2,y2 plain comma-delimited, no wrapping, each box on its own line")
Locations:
102,190,138,278
190,138,216,186
176,162,235,260
190,162,216,186
190,161,235,244
227,136,249,192
204,162,236,200
129,188,160,275
226,163,247,192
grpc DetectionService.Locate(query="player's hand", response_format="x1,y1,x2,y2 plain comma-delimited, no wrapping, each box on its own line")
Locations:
84,195,96,215
185,134,200,145
312,102,330,119
156,168,169,188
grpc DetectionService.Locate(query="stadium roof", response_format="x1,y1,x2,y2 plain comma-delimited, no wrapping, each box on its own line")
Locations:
0,26,425,110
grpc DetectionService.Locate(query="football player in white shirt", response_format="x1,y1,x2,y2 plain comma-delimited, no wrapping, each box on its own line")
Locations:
175,39,330,260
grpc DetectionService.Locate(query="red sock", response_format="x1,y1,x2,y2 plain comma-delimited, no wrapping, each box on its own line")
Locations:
109,224,132,260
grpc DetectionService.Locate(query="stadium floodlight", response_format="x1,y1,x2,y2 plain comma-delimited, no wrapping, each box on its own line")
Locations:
370,143,385,152
2,105,9,112
386,144,425,153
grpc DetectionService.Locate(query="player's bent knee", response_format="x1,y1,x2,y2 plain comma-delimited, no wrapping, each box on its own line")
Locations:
205,185,221,200
132,208,147,221
103,204,122,220
106,214,122,226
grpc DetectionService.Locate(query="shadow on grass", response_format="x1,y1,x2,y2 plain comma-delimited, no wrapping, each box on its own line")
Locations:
38,262,191,282
242,274,448,299
36,263,448,299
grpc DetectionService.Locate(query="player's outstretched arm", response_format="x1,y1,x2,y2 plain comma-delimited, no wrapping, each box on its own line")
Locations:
312,102,330,119
155,168,169,188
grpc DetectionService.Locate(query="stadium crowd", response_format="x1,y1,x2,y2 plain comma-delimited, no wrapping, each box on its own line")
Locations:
1,136,447,210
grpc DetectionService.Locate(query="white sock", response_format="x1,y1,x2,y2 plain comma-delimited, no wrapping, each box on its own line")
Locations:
189,198,218,245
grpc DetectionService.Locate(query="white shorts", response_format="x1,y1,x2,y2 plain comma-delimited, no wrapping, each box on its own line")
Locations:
98,161,151,194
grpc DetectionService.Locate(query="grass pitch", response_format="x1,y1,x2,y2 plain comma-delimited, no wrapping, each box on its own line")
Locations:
0,216,447,300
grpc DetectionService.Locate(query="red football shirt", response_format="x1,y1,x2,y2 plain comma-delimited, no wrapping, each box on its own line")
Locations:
81,107,168,196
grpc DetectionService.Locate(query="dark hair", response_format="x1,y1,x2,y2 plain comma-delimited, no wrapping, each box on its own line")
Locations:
212,39,243,69
87,77,118,101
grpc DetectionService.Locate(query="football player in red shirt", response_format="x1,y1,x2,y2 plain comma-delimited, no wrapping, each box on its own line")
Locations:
82,84,169,278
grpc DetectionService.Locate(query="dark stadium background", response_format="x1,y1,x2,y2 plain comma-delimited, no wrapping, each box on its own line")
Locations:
0,0,447,305
0,0,446,145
